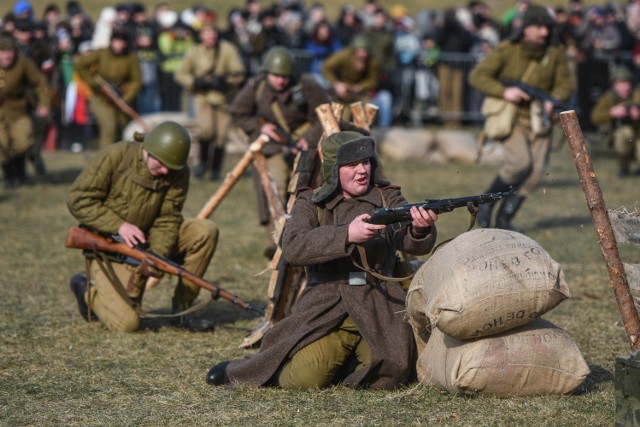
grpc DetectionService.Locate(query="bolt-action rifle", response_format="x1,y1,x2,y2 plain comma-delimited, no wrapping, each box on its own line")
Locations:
64,226,264,315
365,190,515,226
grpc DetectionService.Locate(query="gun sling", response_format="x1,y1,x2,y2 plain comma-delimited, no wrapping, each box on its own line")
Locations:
88,248,211,319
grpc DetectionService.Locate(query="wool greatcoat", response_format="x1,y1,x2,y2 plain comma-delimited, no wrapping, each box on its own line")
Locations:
225,184,436,389
230,73,330,224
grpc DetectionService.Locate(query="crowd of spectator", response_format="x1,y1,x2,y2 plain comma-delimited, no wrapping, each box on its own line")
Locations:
2,0,640,150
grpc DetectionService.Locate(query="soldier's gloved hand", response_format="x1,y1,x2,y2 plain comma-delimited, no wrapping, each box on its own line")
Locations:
209,75,227,90
193,77,211,90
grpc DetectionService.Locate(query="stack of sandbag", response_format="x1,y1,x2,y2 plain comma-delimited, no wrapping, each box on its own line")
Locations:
406,228,590,397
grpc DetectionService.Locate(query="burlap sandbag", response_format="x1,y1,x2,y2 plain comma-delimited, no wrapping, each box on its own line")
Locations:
406,280,431,379
419,318,590,397
413,228,570,339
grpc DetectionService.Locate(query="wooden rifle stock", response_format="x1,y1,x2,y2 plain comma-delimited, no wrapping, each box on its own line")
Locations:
65,226,264,315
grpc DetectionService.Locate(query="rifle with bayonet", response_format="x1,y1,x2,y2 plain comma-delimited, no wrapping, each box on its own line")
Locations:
64,226,264,315
365,190,515,226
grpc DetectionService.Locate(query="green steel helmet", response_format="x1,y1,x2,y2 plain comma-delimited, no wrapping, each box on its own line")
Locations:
261,46,295,76
312,131,388,203
610,66,633,84
142,121,191,170
350,33,370,51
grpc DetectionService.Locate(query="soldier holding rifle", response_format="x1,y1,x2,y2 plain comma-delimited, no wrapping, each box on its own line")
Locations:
67,121,218,332
206,131,437,389
0,33,49,190
590,66,640,177
229,46,329,256
175,17,245,181
75,28,141,149
469,4,573,231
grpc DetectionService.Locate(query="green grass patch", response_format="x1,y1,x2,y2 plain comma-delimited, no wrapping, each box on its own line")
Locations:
0,130,634,426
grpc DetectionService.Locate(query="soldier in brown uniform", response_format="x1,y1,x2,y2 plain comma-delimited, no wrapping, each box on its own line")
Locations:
75,28,141,149
469,4,573,231
67,121,218,332
174,20,245,180
206,131,438,389
590,66,640,177
321,34,379,121
0,34,49,190
230,46,330,254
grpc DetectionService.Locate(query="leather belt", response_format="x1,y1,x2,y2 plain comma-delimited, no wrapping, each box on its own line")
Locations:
307,271,390,286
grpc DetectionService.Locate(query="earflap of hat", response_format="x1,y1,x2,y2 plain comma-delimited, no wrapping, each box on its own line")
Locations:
311,133,388,203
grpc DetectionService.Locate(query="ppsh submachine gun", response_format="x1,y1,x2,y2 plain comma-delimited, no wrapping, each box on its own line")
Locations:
65,225,264,315
365,190,515,227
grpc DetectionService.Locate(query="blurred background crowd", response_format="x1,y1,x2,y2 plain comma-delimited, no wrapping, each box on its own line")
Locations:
1,0,639,151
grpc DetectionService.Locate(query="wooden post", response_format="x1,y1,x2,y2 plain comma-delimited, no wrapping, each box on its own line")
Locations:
559,110,640,350
364,103,379,126
197,135,267,219
350,101,369,130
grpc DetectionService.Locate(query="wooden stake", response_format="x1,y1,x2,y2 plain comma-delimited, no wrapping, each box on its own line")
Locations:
197,135,268,220
559,110,640,350
350,101,369,130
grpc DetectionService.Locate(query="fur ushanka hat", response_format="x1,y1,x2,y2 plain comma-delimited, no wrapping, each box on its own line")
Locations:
312,131,388,203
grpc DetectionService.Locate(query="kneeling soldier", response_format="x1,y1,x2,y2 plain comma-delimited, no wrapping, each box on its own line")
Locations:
67,121,218,332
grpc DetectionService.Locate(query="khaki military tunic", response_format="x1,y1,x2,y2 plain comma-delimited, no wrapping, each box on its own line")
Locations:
175,41,245,144
75,48,141,148
0,54,49,158
321,47,379,103
67,142,218,331
225,185,436,389
469,41,573,195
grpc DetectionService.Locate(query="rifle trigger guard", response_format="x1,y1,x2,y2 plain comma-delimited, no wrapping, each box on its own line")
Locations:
466,202,479,215
139,257,162,278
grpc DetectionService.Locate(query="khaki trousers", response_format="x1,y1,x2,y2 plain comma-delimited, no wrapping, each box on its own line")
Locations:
499,117,551,197
0,114,33,159
90,96,129,148
278,316,372,389
86,218,219,332
613,125,640,159
194,96,231,148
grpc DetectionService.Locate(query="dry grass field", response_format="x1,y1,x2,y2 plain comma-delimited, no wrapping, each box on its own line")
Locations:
0,122,637,425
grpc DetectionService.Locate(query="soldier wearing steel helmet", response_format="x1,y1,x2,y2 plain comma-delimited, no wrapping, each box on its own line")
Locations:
230,45,330,255
206,131,438,389
67,121,219,332
590,66,640,177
